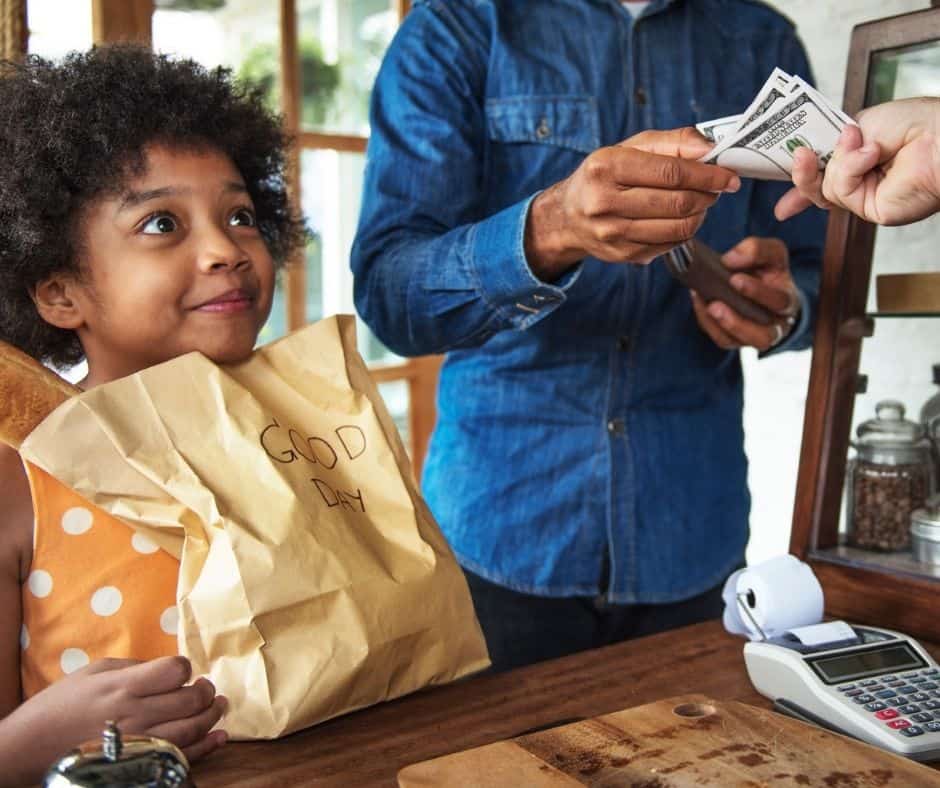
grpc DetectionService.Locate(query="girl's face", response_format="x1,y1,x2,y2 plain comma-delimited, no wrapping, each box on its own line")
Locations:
70,144,276,384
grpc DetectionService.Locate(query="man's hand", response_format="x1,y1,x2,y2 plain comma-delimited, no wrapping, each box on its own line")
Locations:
691,237,800,352
0,656,227,786
775,97,940,226
525,127,741,280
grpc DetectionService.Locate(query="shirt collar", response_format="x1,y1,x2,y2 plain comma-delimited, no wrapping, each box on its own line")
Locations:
600,0,680,12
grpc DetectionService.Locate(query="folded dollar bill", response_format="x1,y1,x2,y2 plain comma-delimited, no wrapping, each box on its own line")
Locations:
695,67,854,181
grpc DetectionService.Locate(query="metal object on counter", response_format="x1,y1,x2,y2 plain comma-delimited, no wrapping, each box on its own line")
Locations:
43,721,193,788
911,494,940,566
846,400,932,552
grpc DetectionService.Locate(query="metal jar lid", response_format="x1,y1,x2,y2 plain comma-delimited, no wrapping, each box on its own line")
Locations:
852,400,930,465
912,494,940,539
43,721,192,788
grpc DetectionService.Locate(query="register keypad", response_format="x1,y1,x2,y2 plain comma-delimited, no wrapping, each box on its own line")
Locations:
836,667,940,740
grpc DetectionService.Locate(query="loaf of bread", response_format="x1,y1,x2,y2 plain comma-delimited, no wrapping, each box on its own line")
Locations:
0,340,79,449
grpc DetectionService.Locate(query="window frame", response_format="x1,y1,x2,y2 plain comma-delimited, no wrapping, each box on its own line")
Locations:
1,0,28,60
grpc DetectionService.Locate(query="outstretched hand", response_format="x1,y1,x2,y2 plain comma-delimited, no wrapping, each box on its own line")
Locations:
775,97,940,226
525,127,741,280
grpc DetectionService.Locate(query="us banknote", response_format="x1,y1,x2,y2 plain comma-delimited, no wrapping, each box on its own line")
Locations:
695,68,854,181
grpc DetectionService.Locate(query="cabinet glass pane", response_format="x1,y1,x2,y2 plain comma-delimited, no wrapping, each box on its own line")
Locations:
297,0,397,135
835,321,940,575
153,0,281,114
300,148,398,363
866,39,940,317
27,0,92,57
868,40,940,107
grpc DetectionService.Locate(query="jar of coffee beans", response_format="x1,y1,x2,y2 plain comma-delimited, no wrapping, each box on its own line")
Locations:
846,400,932,552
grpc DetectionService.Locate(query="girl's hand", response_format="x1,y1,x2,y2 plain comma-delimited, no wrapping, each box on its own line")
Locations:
0,655,227,786
60,656,228,758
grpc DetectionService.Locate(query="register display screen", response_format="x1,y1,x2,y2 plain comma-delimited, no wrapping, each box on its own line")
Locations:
808,643,926,685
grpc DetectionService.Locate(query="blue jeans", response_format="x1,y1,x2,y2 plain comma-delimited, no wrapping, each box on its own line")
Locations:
465,569,727,673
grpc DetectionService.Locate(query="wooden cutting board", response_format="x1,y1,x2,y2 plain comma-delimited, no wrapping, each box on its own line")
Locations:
397,694,940,787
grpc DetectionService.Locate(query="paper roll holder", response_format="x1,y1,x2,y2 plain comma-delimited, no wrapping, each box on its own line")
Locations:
736,590,769,642
736,590,864,652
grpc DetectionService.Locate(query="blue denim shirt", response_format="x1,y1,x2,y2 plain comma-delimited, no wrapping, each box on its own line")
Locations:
351,0,826,603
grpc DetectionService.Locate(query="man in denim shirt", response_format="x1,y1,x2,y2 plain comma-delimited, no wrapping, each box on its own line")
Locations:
351,0,826,671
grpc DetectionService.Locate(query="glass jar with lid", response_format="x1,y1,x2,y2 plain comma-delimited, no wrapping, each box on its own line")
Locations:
846,399,933,552
911,494,940,566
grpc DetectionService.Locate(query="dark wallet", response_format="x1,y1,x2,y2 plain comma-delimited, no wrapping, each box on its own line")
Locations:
664,239,774,326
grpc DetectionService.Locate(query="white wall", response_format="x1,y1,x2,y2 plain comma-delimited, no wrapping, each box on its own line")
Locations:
744,0,934,563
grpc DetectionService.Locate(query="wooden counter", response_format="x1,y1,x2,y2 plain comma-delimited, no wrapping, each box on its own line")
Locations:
192,621,940,786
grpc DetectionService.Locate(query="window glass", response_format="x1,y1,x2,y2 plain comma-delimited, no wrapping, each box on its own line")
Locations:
378,380,410,453
153,0,281,110
299,148,398,361
27,0,92,57
297,0,396,135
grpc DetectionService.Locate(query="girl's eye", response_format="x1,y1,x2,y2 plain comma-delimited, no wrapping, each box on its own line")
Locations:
141,214,177,235
230,208,256,228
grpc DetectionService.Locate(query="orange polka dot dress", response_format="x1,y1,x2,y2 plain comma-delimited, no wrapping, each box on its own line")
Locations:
20,461,180,698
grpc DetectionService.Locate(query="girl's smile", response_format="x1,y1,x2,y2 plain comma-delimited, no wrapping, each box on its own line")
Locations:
193,288,257,313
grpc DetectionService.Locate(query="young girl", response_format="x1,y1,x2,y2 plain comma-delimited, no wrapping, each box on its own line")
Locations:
0,46,305,785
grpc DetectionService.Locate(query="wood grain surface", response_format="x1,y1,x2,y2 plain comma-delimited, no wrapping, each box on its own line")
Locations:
191,622,940,787
398,694,940,787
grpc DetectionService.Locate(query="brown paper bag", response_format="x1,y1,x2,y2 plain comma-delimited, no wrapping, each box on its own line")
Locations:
19,315,489,739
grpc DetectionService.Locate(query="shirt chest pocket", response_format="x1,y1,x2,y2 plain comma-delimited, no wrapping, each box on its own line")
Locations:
486,95,600,152
484,96,600,196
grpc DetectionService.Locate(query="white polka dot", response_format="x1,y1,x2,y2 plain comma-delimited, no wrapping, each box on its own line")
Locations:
27,570,53,598
60,648,89,674
20,625,29,650
131,532,159,554
160,606,179,636
61,507,93,535
90,586,123,617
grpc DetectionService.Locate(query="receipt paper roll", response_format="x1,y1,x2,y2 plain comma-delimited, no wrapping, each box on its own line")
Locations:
721,554,824,641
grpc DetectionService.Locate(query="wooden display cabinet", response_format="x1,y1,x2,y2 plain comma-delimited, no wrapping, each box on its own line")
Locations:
790,7,940,642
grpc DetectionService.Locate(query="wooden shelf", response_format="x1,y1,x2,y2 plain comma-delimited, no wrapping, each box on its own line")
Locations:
877,272,940,314
810,544,940,583
868,311,940,318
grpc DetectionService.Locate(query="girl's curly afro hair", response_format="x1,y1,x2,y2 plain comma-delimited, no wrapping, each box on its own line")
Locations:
0,45,306,368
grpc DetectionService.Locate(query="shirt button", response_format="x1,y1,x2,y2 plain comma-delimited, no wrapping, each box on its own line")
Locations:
535,117,551,139
617,335,631,351
607,418,626,435
634,87,648,105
